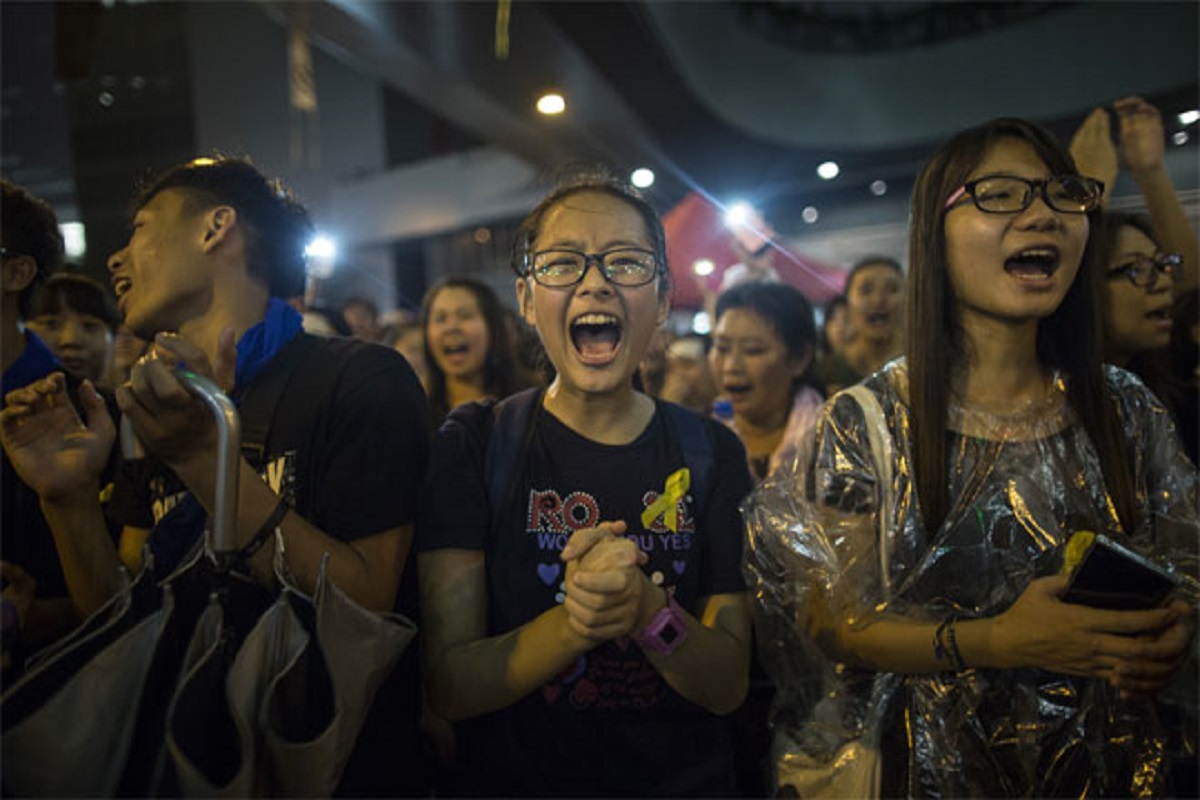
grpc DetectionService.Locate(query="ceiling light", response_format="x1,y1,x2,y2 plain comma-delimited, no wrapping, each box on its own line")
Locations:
802,206,819,224
1178,109,1200,126
536,93,565,115
1173,131,1189,146
692,311,712,335
59,222,86,260
692,259,715,277
630,168,655,189
870,180,888,196
817,161,839,180
724,201,754,228
305,235,337,261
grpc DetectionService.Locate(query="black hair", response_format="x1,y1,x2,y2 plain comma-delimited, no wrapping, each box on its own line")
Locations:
135,157,312,298
845,256,903,297
341,295,380,319
509,167,670,296
2,179,65,318
821,294,848,353
1095,210,1156,249
1093,210,1188,423
304,305,353,337
30,272,120,332
715,281,823,396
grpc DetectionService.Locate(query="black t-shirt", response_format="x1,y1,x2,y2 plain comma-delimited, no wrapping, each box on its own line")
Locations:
109,335,432,796
418,398,753,797
112,336,428,565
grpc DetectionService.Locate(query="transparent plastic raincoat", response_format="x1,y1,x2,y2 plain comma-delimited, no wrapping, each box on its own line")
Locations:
745,360,1198,797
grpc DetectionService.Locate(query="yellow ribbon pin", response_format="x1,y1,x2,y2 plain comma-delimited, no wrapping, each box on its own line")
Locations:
641,468,690,533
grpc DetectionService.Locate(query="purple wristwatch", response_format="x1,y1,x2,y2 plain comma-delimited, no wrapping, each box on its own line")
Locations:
632,591,689,655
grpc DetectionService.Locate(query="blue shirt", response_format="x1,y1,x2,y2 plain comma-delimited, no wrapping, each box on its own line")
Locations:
3,331,62,396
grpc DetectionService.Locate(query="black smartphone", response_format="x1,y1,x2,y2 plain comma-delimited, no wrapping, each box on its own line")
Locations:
1061,533,1179,611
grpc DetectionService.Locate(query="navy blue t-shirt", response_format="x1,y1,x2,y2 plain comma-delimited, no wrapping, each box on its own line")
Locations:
418,398,754,797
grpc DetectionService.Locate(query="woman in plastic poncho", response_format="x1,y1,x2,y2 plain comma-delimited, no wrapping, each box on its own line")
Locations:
746,118,1198,797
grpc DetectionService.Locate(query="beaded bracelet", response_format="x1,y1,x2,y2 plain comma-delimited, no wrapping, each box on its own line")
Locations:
237,497,290,561
933,614,967,672
945,616,967,671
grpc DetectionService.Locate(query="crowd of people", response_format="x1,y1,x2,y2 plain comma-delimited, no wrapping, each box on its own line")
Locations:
1,94,1197,798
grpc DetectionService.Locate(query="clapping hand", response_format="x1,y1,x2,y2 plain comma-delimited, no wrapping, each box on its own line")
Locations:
1,373,114,502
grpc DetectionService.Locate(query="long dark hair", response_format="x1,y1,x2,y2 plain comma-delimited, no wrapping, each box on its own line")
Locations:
1094,210,1186,418
422,276,526,424
907,117,1135,533
715,281,824,398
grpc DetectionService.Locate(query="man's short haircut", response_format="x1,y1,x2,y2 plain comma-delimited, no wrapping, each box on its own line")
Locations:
135,158,312,298
31,272,120,332
2,179,65,318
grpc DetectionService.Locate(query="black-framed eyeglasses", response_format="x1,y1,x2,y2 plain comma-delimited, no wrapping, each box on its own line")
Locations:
1106,252,1182,288
943,175,1104,214
525,247,660,288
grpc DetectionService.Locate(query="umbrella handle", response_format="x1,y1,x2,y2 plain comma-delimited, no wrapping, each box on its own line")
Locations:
173,369,241,563
119,415,146,460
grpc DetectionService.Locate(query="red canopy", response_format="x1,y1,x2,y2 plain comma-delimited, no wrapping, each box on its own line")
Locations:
662,192,846,309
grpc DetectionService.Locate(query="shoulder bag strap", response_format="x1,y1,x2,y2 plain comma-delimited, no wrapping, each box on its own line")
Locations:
844,385,895,595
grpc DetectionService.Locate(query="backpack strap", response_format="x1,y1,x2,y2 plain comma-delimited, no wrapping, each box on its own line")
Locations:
658,401,715,525
483,387,544,534
235,332,323,470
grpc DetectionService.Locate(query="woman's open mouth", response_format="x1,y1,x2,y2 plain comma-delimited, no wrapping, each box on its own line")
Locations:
1004,247,1060,281
570,313,622,366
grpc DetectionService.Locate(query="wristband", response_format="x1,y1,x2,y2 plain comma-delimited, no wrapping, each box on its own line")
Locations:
237,497,289,561
632,591,689,656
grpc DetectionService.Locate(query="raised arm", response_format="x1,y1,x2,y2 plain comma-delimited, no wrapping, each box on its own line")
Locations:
1,374,123,615
1069,107,1119,205
1115,96,1199,296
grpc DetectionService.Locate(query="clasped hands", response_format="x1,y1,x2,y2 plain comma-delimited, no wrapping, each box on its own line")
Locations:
558,521,665,644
